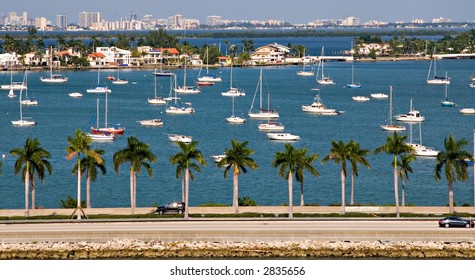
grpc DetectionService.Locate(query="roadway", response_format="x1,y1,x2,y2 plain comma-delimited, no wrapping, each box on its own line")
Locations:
1,219,475,243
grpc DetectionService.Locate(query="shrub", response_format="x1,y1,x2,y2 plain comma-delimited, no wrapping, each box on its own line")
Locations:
239,196,257,206
60,195,86,209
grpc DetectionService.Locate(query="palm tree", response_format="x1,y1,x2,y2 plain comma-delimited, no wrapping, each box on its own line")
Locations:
66,129,103,219
374,132,414,218
322,140,351,214
435,134,472,214
10,138,52,217
72,148,106,208
169,141,206,219
217,139,258,213
347,140,371,206
295,148,320,206
113,137,157,214
398,154,416,207
272,143,300,218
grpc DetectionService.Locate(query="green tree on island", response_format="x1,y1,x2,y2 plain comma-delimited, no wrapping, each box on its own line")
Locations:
10,138,52,217
375,132,414,218
169,141,206,219
113,137,157,215
217,139,258,213
72,148,106,208
435,134,473,214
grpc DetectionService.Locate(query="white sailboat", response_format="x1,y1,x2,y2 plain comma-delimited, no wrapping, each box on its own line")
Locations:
380,85,406,132
147,70,167,105
111,66,128,84
426,48,450,85
19,70,38,106
1,65,27,90
40,47,68,83
407,122,438,157
153,62,173,77
296,49,314,76
346,60,362,88
197,47,222,83
395,98,425,122
248,68,279,119
316,47,335,84
166,75,195,115
11,72,36,127
88,98,115,142
174,56,200,94
226,96,246,124
221,60,245,97
138,118,164,126
441,80,456,107
87,59,111,93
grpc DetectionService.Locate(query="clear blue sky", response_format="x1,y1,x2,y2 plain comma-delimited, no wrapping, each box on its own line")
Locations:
1,0,475,24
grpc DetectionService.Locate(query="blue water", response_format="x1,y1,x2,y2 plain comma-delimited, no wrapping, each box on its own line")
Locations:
1,52,475,209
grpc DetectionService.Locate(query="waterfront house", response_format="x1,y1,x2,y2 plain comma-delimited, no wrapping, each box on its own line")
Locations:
95,47,131,66
251,43,290,65
88,52,107,67
0,52,20,67
138,47,180,66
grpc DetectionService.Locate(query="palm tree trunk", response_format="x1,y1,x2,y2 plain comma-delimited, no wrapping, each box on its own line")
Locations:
31,176,36,210
449,181,454,214
185,168,190,219
401,178,405,207
233,171,239,213
393,158,400,218
130,170,135,214
25,170,30,217
288,171,293,219
341,170,346,215
350,173,355,206
76,159,82,220
300,182,304,206
134,172,137,211
181,174,185,202
86,174,91,208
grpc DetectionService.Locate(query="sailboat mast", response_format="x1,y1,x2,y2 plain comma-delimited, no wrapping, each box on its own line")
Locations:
259,68,263,110
105,91,108,128
96,98,100,129
389,86,393,125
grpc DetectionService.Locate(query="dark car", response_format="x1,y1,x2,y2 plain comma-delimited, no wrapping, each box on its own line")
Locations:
438,216,474,228
155,202,185,215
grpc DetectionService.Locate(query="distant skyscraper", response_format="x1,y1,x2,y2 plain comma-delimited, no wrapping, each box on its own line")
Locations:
56,13,68,29
207,16,222,26
35,17,47,30
79,11,102,28
171,14,185,27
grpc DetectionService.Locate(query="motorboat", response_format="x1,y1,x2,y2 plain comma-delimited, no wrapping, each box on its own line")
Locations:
302,94,342,115
370,93,388,99
138,119,164,126
258,121,285,131
352,96,369,102
460,108,475,114
395,99,425,122
68,92,83,98
168,134,192,143
165,105,195,114
266,133,301,141
409,143,439,157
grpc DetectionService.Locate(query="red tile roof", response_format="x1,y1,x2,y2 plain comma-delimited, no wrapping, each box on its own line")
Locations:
88,52,106,58
157,48,180,55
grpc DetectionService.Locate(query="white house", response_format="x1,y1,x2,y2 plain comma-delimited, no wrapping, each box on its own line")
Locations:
251,43,290,64
95,47,131,66
137,46,180,65
0,53,20,67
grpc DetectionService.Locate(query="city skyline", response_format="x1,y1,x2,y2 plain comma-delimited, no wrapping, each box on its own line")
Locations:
1,0,475,25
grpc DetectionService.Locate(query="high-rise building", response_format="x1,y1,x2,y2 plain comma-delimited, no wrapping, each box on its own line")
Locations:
170,14,185,27
79,11,102,28
5,11,28,25
56,13,68,28
207,16,222,26
35,17,47,30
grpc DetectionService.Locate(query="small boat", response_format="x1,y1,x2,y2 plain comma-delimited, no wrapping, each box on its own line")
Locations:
87,132,114,142
370,93,388,99
408,122,439,157
196,81,214,86
470,83,475,88
381,85,406,132
394,98,425,122
266,133,301,141
346,55,362,88
441,82,456,107
40,48,68,83
87,61,111,93
248,68,279,119
138,119,163,126
212,155,226,163
168,134,192,143
302,93,342,115
68,92,83,98
12,72,36,127
227,96,246,124
316,47,335,84
222,87,245,97
459,108,475,114
147,70,167,105
258,121,285,131
8,89,16,98
426,48,450,85
352,96,369,102
296,50,314,76
197,47,222,83
112,79,128,85
174,57,200,94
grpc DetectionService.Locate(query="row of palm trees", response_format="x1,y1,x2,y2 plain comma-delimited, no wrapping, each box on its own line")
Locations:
6,129,473,219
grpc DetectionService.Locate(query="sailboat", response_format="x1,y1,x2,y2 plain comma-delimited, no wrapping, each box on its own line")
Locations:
380,85,406,132
112,66,128,84
226,96,246,124
87,59,111,93
166,74,195,114
346,60,362,88
248,68,279,119
11,72,36,127
1,65,27,90
19,70,38,106
40,47,68,83
147,70,167,105
174,56,200,94
296,49,314,76
441,81,456,107
197,47,221,83
91,91,125,135
88,98,115,142
426,47,450,85
153,62,173,77
316,47,335,84
221,60,245,97
407,122,438,157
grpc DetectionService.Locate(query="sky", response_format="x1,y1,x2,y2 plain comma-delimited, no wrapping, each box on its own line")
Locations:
1,0,475,24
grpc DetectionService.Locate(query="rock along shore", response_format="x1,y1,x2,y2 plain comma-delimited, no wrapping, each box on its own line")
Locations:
2,239,475,259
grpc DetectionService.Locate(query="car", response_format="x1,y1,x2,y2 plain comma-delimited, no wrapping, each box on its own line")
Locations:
155,202,185,215
438,216,474,228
